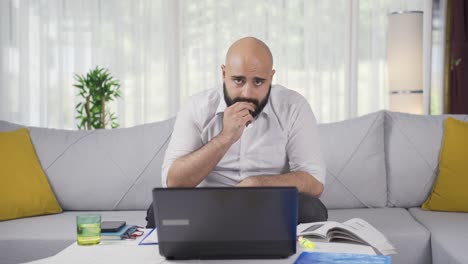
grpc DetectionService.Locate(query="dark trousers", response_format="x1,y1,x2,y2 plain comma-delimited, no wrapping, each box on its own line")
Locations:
145,192,328,228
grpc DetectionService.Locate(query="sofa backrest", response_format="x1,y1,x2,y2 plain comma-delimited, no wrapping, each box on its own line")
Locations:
0,119,175,211
318,111,387,209
384,111,468,208
3,110,466,211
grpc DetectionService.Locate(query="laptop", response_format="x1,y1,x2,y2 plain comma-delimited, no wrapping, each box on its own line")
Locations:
152,187,298,260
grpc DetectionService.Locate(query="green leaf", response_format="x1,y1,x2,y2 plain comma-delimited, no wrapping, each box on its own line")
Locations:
111,121,119,128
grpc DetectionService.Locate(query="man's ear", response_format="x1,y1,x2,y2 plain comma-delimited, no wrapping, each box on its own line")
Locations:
270,69,276,81
221,64,226,81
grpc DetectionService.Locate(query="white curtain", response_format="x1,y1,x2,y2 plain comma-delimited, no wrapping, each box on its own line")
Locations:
0,0,425,129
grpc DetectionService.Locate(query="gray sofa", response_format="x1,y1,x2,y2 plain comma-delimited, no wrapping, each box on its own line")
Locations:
1,110,467,264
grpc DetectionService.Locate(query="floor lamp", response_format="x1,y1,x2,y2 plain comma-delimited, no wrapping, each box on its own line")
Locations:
387,11,424,114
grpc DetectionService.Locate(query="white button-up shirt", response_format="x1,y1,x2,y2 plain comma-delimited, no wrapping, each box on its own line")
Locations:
161,84,326,187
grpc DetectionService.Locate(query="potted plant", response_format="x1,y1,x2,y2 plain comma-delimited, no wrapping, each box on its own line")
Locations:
74,66,122,130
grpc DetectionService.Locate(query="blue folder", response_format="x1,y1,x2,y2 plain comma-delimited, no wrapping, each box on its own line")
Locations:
294,252,391,264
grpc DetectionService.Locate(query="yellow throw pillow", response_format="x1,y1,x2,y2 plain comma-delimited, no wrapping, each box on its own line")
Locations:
422,117,468,212
0,128,62,221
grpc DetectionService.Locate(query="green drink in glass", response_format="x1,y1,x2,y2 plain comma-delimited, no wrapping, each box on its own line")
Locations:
76,214,101,245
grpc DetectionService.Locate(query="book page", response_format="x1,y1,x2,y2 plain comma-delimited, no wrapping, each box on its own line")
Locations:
327,230,366,244
338,218,397,255
307,241,376,255
297,221,341,239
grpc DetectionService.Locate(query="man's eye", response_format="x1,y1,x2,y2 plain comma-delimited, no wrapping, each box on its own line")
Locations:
254,80,264,86
233,79,243,85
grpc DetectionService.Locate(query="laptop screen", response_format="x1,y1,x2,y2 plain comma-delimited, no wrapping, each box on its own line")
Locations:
152,187,298,259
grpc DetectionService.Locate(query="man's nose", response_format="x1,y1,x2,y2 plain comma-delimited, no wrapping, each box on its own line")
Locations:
241,83,254,98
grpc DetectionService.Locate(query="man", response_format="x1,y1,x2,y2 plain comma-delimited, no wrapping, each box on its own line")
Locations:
146,37,327,228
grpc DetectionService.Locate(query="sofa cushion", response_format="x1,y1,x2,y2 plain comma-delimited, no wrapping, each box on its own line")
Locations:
0,128,62,221
0,119,175,211
422,117,468,212
0,211,146,264
319,111,387,209
409,207,468,264
0,240,70,264
329,208,431,264
385,112,468,208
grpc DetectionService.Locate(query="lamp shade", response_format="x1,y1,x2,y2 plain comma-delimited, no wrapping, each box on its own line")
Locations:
387,11,423,114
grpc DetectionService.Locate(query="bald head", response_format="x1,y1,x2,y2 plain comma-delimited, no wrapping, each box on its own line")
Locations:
225,37,273,70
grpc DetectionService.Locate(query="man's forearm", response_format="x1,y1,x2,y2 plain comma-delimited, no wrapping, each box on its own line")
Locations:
166,134,233,187
237,171,324,196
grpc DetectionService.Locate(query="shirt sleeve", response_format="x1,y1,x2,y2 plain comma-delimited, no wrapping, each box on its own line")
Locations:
286,99,326,185
161,99,203,187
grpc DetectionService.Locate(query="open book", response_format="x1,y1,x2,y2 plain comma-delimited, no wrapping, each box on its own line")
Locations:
297,218,397,255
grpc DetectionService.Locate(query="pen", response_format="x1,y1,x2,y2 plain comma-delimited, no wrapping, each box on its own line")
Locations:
298,236,316,250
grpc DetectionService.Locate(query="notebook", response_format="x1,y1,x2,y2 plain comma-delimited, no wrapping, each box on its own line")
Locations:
101,224,132,240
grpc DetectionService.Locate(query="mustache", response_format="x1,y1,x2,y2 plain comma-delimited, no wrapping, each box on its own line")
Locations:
231,97,259,107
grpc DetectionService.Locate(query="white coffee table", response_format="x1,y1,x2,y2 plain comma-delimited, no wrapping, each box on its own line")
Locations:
25,229,375,264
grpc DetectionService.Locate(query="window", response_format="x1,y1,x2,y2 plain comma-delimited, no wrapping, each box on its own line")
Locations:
0,0,426,128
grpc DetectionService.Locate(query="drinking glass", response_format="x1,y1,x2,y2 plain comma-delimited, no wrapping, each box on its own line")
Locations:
76,214,101,245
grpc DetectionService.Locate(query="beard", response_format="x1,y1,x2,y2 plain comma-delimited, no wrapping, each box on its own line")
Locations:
223,82,271,118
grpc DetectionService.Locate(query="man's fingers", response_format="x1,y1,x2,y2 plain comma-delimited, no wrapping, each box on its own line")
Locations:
239,109,251,117
225,109,251,120
231,102,256,113
241,114,254,126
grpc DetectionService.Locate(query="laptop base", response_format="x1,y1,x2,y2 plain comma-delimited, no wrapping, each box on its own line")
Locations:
160,240,295,260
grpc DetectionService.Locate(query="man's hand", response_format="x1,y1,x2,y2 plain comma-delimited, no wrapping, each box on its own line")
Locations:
236,176,259,187
219,102,256,144
235,172,324,197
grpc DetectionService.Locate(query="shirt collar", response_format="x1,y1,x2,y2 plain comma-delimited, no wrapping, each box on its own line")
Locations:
215,84,272,117
215,86,227,115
